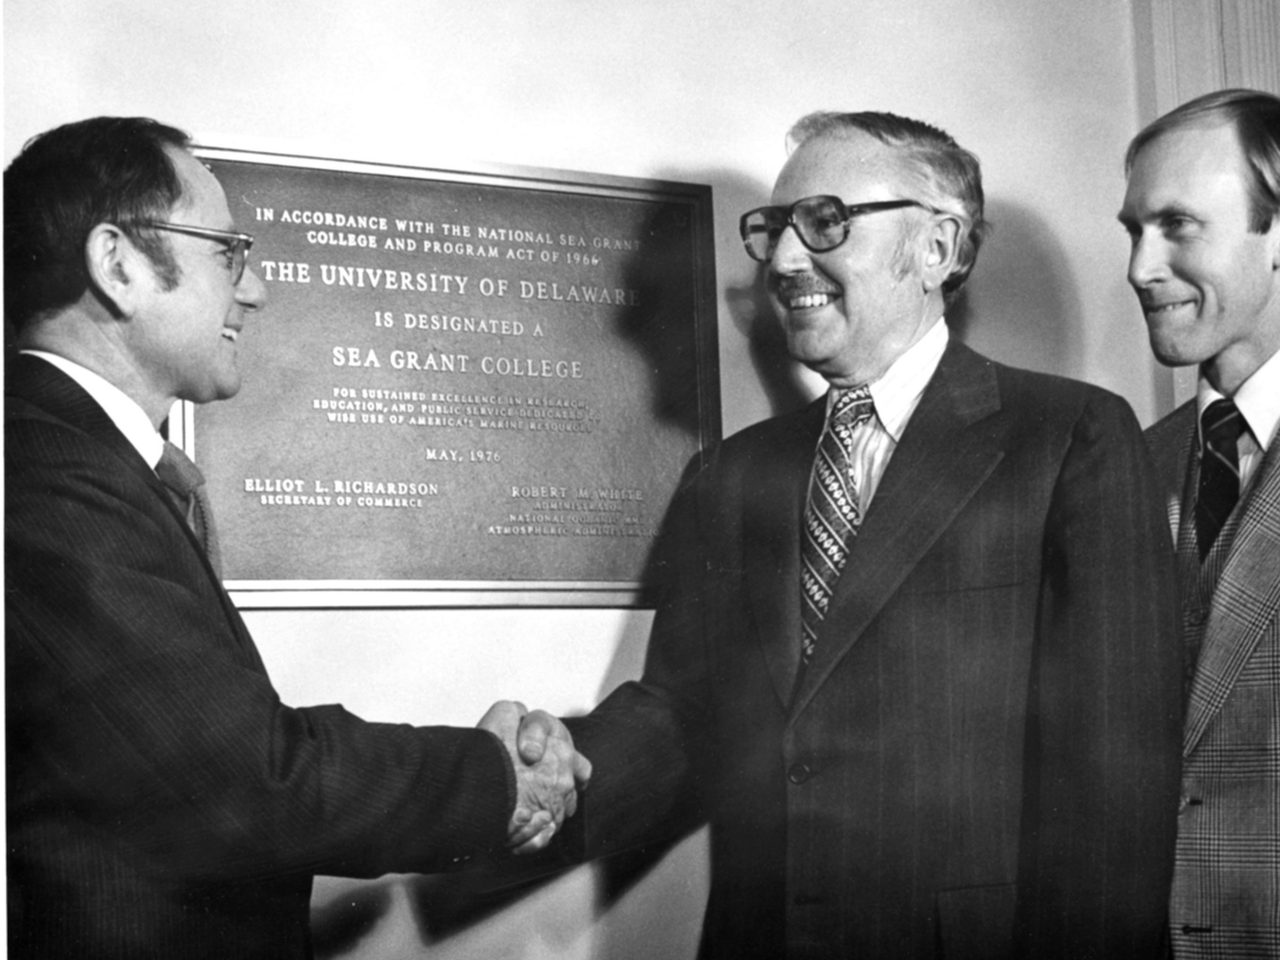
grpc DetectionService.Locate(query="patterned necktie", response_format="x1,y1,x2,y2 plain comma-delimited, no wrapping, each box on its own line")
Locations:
155,441,222,576
800,387,875,664
1195,398,1245,561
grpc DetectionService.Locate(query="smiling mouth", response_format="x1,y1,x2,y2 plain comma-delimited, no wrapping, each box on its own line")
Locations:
221,328,240,343
786,292,838,310
1142,300,1195,316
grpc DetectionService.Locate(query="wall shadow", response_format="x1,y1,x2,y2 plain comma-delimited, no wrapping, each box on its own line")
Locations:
609,165,810,445
950,198,1083,380
612,197,714,439
726,258,812,418
310,878,396,957
710,167,813,420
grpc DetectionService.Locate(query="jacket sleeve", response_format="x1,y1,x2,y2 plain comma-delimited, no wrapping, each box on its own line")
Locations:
1014,390,1183,958
6,417,515,883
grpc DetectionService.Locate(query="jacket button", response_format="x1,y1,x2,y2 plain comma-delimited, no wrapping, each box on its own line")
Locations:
788,763,812,784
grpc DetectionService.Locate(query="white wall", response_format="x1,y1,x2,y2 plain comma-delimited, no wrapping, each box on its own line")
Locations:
5,2,1161,957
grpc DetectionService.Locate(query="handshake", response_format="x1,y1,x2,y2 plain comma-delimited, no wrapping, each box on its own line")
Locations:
477,701,592,855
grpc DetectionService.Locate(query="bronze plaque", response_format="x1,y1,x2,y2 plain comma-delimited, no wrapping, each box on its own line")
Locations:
185,148,719,606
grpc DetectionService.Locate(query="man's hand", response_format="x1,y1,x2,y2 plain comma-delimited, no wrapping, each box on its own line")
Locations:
477,700,591,855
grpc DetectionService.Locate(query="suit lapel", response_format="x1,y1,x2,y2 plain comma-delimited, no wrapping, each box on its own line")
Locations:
790,342,1004,719
1183,434,1280,754
1171,418,1203,626
743,399,826,707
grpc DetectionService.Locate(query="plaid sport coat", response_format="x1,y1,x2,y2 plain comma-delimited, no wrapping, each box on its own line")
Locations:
1147,400,1280,958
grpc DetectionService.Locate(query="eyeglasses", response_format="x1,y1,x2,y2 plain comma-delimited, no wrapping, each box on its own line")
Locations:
739,195,932,262
141,221,255,285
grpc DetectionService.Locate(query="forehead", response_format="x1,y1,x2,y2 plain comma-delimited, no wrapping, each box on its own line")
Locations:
1123,122,1250,216
165,146,234,226
771,131,907,204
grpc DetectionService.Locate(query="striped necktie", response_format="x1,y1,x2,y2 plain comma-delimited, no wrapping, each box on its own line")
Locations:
800,387,874,664
155,441,222,576
1195,398,1245,561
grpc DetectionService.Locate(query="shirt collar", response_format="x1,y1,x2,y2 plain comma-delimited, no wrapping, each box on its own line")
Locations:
826,317,948,442
22,350,166,468
1197,345,1280,451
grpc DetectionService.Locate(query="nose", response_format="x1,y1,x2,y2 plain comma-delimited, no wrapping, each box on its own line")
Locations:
236,264,268,310
769,223,812,274
1127,231,1169,289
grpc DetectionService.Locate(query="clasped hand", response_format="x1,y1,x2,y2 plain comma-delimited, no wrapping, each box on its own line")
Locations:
477,700,591,855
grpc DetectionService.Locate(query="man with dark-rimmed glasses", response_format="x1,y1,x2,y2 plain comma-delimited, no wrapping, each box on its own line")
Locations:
4,116,590,959
523,110,1184,958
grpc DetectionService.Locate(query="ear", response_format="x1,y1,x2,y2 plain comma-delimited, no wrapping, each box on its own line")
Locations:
84,223,148,316
920,214,962,295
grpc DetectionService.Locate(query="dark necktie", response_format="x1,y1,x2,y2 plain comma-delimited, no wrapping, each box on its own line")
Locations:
155,441,222,576
800,387,874,664
1195,398,1245,561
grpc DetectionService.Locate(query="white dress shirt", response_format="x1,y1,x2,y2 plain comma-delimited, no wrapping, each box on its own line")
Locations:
821,317,949,512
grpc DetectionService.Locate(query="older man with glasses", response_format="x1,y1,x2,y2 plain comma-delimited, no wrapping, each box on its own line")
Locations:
4,116,590,960
520,110,1184,959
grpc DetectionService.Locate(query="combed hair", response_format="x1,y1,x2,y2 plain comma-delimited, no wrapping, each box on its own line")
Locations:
788,111,988,299
4,116,191,330
1125,88,1280,233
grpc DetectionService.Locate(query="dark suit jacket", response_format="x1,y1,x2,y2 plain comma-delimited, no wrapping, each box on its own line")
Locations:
1147,402,1280,959
567,342,1184,960
5,355,515,959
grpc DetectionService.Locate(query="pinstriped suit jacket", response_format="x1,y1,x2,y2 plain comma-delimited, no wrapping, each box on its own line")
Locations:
5,355,515,960
1147,401,1280,959
567,342,1184,960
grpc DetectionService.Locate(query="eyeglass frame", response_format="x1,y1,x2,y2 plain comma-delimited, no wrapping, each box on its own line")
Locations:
738,195,937,263
137,221,255,285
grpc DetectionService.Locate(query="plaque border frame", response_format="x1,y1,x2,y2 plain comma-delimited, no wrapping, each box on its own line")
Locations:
172,145,721,609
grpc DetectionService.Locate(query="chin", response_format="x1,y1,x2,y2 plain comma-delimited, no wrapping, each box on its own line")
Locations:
785,329,837,365
789,353,841,380
212,375,244,402
1148,333,1205,370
